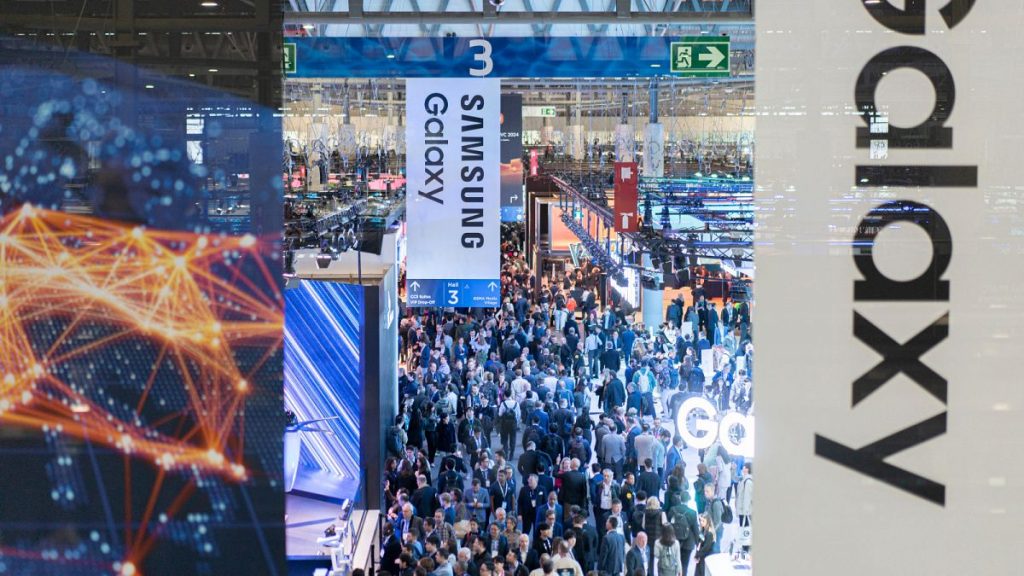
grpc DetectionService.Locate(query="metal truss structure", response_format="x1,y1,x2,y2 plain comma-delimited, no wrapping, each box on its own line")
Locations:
285,0,754,43
1,0,282,103
552,171,753,267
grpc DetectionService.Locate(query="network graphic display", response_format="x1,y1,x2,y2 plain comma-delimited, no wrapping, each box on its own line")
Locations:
0,43,284,575
284,281,363,500
0,208,284,575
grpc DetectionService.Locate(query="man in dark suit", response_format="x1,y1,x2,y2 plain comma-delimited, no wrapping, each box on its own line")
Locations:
571,512,598,573
411,474,438,519
393,503,423,541
485,522,509,560
517,443,543,479
625,532,651,576
490,467,515,518
558,461,589,523
592,469,619,529
636,459,661,504
535,491,563,535
536,465,555,495
598,516,625,576
517,474,545,536
601,370,626,415
527,523,553,571
381,523,403,575
600,342,621,375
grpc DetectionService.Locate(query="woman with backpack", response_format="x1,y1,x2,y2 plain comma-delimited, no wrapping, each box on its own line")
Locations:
654,524,682,576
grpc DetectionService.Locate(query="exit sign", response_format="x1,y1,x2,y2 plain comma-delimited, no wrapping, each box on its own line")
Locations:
670,36,730,77
523,106,557,118
283,43,297,74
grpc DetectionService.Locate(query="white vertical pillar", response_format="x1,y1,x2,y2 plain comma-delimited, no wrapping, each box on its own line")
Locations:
615,124,635,162
640,82,665,333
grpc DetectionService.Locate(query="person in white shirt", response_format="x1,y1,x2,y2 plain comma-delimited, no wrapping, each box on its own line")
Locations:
585,331,602,375
551,540,583,576
511,370,531,404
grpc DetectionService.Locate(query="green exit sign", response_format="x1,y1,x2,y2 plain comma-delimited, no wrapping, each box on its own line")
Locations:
283,42,297,74
670,37,730,77
540,106,557,117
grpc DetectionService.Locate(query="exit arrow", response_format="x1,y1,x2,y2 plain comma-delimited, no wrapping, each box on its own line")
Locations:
410,281,421,291
699,46,726,69
487,281,498,291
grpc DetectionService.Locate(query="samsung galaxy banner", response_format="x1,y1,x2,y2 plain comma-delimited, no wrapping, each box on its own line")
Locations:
406,78,501,308
756,2,1024,575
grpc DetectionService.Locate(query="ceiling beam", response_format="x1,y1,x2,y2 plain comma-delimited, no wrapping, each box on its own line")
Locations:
284,10,751,24
3,15,280,32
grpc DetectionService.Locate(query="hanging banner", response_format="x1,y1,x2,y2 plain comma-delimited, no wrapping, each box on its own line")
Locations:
756,2,1019,576
614,161,639,233
406,78,501,308
289,37,688,78
501,94,524,222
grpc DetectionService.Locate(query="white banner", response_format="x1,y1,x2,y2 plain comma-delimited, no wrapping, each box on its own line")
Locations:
756,2,1023,575
406,79,501,308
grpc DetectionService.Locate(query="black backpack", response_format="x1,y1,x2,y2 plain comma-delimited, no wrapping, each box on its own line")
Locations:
716,498,734,524
499,401,518,432
669,505,692,542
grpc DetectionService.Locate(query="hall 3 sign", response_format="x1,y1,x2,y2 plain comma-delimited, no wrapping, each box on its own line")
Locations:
676,396,754,458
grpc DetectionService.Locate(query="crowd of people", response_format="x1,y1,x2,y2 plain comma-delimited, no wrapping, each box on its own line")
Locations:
384,234,754,576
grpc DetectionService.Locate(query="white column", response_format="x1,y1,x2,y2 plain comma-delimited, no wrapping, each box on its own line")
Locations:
640,82,665,333
614,124,635,162
569,125,585,160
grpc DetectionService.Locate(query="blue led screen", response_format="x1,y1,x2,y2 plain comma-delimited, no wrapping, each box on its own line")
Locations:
284,280,363,501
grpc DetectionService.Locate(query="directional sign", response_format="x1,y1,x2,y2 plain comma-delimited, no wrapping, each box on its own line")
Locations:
670,37,730,77
283,42,297,74
406,279,501,309
290,37,696,78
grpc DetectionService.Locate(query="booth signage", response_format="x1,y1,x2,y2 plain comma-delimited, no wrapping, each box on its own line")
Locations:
670,37,730,77
756,1,1018,575
675,396,754,458
613,161,639,233
405,78,500,308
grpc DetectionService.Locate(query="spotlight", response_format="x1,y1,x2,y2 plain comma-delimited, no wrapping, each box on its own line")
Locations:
315,254,333,269
489,0,505,6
